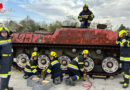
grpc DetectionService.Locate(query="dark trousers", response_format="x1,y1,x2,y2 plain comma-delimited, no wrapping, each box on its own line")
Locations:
80,21,90,28
0,56,13,90
122,62,130,84
24,72,36,77
67,67,81,81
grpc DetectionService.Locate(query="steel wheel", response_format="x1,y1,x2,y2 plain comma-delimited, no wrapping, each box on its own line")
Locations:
38,55,50,69
58,55,71,70
102,57,119,73
84,57,95,72
16,53,29,68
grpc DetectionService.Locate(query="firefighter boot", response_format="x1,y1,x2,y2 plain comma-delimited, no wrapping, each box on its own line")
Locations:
123,78,129,88
123,83,128,88
54,76,61,85
65,78,70,85
23,75,30,79
65,78,75,86
120,80,125,84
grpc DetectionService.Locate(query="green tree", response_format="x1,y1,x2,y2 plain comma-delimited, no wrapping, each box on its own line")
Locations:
48,21,62,32
19,16,40,32
117,24,130,32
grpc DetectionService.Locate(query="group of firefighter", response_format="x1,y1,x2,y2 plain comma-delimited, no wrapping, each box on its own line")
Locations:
23,50,88,86
0,4,130,90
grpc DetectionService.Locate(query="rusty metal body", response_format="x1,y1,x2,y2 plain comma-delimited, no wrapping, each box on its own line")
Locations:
12,28,117,45
11,28,121,76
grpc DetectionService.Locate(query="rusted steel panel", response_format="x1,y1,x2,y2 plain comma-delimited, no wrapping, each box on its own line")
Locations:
43,28,117,45
11,28,117,46
24,33,33,43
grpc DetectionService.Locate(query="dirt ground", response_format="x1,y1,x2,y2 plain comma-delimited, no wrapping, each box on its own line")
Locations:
9,67,130,90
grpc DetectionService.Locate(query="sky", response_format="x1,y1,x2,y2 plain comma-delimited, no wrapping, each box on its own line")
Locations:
0,0,130,30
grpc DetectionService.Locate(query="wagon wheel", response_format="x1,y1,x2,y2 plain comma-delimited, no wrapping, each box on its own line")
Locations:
16,53,29,68
38,55,50,69
84,57,95,72
102,57,119,73
58,55,71,70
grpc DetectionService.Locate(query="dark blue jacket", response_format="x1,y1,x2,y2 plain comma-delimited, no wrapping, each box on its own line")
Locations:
116,34,130,62
46,58,63,79
68,55,85,72
78,9,94,22
0,36,13,58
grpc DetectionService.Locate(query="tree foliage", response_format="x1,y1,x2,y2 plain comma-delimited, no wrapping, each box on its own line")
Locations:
117,24,130,32
19,16,40,32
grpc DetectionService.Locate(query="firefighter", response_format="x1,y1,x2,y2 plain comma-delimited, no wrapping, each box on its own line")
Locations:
23,52,40,79
65,50,88,86
78,4,94,28
116,30,130,88
45,51,63,85
0,27,13,90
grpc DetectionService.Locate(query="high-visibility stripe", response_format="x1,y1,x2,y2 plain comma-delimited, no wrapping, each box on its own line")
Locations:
120,57,130,59
81,15,89,18
32,69,37,73
74,57,79,62
120,57,130,61
12,48,14,52
0,74,8,78
24,68,31,72
8,71,11,75
91,14,94,18
27,62,31,66
31,66,37,68
76,75,80,80
68,64,79,70
78,16,82,18
47,69,51,73
120,39,127,46
116,41,120,44
2,54,11,56
127,40,130,47
0,39,11,45
80,68,84,71
78,62,84,64
124,74,130,78
122,72,124,75
88,20,92,23
51,60,59,66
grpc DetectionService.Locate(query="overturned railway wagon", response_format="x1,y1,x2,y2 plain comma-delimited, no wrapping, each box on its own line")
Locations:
11,28,121,76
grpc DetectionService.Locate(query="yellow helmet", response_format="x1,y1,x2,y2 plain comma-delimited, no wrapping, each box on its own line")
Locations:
50,51,57,58
31,52,38,58
82,50,89,55
119,30,128,37
83,4,88,8
0,27,10,33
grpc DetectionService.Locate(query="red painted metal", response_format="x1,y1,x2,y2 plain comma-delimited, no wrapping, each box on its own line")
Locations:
11,28,117,46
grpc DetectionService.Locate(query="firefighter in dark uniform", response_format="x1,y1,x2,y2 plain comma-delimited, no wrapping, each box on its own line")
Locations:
46,51,63,84
116,30,130,88
0,27,13,90
23,52,40,79
78,4,94,28
65,50,88,86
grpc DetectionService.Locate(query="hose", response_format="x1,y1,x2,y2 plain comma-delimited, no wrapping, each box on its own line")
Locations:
82,75,92,90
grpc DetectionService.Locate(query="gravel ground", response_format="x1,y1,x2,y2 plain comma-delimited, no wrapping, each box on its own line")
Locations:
9,68,130,90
